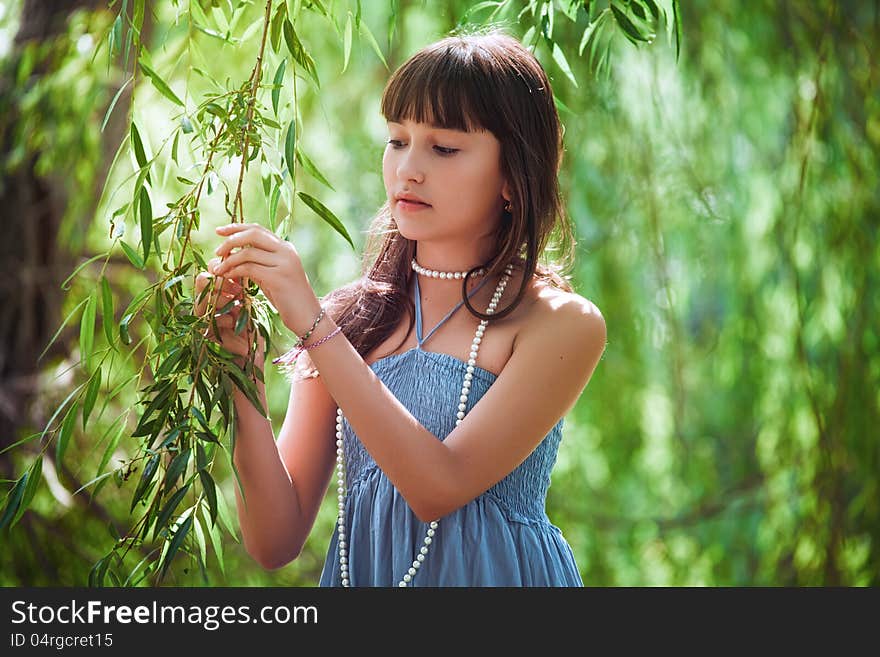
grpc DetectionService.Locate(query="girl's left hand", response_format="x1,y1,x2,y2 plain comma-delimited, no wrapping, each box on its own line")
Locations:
210,223,320,333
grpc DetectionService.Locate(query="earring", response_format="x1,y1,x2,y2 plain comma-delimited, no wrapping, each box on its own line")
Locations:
504,200,513,213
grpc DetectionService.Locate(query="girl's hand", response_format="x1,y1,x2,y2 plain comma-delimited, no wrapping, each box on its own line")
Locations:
194,266,264,364
210,223,320,334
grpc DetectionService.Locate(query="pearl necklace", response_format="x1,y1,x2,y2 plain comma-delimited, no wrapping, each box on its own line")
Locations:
410,258,486,280
334,261,514,586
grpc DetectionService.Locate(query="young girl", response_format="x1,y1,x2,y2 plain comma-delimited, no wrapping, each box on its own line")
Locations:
195,30,606,586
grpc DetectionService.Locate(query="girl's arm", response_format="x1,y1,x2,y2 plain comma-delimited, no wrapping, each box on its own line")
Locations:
209,223,605,529
231,356,336,570
299,292,607,524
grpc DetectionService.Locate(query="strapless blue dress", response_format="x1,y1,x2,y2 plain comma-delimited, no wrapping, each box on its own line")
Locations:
318,274,583,586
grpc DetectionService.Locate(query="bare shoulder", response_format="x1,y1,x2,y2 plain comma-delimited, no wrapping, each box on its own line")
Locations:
518,280,607,355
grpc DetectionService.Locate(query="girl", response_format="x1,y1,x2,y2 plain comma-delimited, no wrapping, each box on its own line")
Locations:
195,30,606,586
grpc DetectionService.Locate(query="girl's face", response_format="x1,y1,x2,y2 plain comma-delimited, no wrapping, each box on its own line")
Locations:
383,119,509,247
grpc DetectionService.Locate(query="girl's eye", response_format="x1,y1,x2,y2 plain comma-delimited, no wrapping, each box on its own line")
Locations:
386,140,458,156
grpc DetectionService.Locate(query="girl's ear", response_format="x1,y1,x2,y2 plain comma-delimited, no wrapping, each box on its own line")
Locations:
501,181,512,205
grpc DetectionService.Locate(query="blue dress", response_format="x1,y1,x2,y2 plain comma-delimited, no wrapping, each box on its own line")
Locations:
318,273,583,587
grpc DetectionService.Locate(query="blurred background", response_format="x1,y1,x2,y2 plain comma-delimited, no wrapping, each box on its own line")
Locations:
0,0,877,586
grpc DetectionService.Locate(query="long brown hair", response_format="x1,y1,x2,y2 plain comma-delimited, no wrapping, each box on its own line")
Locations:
292,28,576,379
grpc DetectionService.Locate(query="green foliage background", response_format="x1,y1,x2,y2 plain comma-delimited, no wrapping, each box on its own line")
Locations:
1,0,877,586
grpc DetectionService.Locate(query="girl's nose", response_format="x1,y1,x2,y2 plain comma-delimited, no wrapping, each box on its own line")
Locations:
396,150,425,183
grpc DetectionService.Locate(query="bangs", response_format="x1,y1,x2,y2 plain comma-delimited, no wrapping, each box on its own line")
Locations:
380,43,498,134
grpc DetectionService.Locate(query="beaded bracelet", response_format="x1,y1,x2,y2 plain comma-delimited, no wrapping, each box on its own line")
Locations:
296,307,326,346
272,306,339,368
272,326,342,367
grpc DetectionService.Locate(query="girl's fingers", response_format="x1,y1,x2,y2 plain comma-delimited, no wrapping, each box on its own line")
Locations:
210,247,274,276
195,269,243,309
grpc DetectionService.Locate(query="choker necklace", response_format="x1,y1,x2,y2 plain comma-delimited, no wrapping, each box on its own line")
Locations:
411,258,486,280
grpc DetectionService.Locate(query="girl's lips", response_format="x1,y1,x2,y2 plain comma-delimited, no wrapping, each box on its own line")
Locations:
397,199,431,211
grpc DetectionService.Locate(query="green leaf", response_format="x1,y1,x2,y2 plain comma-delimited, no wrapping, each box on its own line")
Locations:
270,2,286,52
542,0,555,39
119,313,133,345
139,187,152,263
309,0,328,17
631,1,646,20
109,15,121,57
560,0,581,22
342,13,353,74
136,382,177,432
171,130,180,165
201,504,225,575
551,41,578,88
156,425,183,451
359,19,388,69
610,2,651,43
553,92,576,117
196,376,212,421
672,0,682,61
82,369,102,431
164,448,191,489
93,419,126,496
153,482,191,541
226,366,268,418
88,553,110,587
80,292,96,372
296,147,334,191
269,182,281,228
156,346,187,377
131,453,160,512
282,19,320,89
282,18,303,65
460,1,505,22
101,76,133,133
38,297,89,364
196,430,219,444
0,431,41,457
189,0,209,26
130,121,148,169
643,0,660,19
133,0,145,36
122,284,155,321
57,400,80,463
139,58,185,106
234,304,249,335
196,441,208,471
206,340,238,361
192,513,208,569
120,240,145,269
162,274,187,292
160,513,193,578
61,252,106,292
0,472,28,531
12,457,43,528
100,276,115,348
199,469,218,526
122,547,161,587
284,119,296,182
190,406,211,432
130,122,151,186
272,59,285,116
297,192,354,249
215,476,236,537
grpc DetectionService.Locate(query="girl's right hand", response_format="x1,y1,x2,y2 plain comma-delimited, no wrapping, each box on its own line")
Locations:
194,258,264,363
